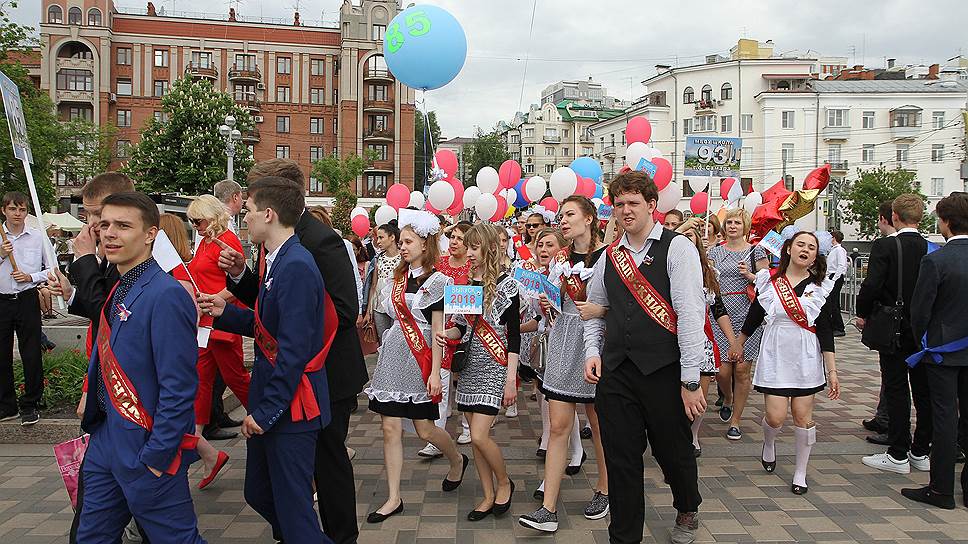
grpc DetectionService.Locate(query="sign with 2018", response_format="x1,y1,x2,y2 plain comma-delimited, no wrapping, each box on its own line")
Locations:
512,268,561,311
444,285,483,315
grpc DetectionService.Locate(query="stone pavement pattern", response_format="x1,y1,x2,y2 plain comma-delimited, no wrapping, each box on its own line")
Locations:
2,329,968,543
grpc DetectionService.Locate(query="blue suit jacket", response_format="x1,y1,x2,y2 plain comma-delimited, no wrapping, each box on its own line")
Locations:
217,235,331,434
81,260,200,474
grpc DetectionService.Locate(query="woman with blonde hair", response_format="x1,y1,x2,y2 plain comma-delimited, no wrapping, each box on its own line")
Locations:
186,194,250,489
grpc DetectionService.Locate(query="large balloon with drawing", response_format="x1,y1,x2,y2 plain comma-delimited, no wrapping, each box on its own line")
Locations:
383,5,467,90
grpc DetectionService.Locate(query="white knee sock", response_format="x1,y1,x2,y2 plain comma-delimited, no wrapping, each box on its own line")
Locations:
462,414,469,434
793,425,816,487
539,392,550,451
691,412,705,449
761,417,782,463
569,413,584,466
538,479,545,492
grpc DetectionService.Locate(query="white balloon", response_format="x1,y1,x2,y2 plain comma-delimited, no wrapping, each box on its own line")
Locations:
463,186,482,209
688,176,710,194
656,182,680,213
476,167,500,194
408,191,425,209
475,193,498,221
374,205,397,227
428,181,456,211
350,206,367,220
646,147,663,161
549,167,578,202
502,188,517,205
624,142,650,170
743,191,763,213
524,176,547,202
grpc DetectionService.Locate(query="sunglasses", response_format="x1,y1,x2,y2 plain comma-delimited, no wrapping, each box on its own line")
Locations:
189,218,204,226
526,223,543,229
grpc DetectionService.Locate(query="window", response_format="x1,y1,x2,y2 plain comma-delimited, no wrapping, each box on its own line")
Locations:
154,111,168,123
524,146,534,156
275,145,290,159
310,88,324,104
276,116,290,133
48,5,63,23
117,48,132,65
372,24,386,41
310,58,325,76
826,109,848,127
862,111,875,129
310,118,323,134
720,115,732,133
741,147,751,166
309,177,324,193
721,82,732,100
781,111,795,129
368,85,387,101
153,80,169,97
932,111,945,129
276,57,291,75
369,115,387,132
697,115,716,132
682,118,692,135
932,144,945,162
862,144,875,163
88,8,102,26
781,143,795,164
896,144,909,162
116,78,132,96
544,128,558,138
524,128,534,138
828,144,842,163
68,7,82,25
545,147,555,156
582,146,593,155
68,106,92,122
366,174,388,197
333,88,338,103
333,118,338,134
276,86,291,102
153,49,169,68
367,144,388,160
192,51,212,68
545,164,554,174
525,164,535,174
116,140,131,158
700,84,712,102
235,54,257,71
562,147,569,156
682,183,695,198
117,110,131,127
233,84,255,101
56,69,93,91
310,146,324,162
366,55,388,77
891,110,921,127
741,114,753,132
683,86,694,103
931,177,945,196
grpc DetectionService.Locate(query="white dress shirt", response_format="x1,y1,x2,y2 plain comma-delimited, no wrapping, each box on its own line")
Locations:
0,223,52,294
263,234,295,278
827,243,848,281
582,222,706,382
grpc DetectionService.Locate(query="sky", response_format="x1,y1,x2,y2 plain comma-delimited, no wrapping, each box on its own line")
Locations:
13,0,968,139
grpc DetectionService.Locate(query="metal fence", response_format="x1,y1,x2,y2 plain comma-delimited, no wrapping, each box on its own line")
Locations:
841,255,869,317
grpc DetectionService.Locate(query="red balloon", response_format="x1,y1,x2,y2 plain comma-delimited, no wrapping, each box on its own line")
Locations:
446,201,463,216
803,164,831,192
577,177,594,198
602,194,611,206
498,160,522,189
447,177,464,210
425,202,441,215
690,192,710,215
540,197,558,213
750,199,784,240
652,157,673,191
491,196,508,221
386,183,410,210
618,165,632,175
626,116,652,144
434,149,459,175
762,179,792,204
351,214,370,237
652,210,665,223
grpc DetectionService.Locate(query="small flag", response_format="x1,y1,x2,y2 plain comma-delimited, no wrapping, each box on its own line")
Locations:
758,230,785,257
152,230,183,273
116,303,131,322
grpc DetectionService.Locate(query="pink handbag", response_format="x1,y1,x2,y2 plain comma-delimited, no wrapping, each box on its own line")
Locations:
53,434,89,510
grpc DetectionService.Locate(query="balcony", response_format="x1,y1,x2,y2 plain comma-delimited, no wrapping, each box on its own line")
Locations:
185,62,218,80
602,145,616,158
55,57,95,71
580,134,594,143
693,98,717,113
242,128,260,142
542,135,561,143
228,63,261,82
364,128,393,141
366,162,394,174
234,95,261,112
822,125,850,141
890,124,920,140
826,160,849,173
364,100,394,113
55,89,95,103
364,69,393,82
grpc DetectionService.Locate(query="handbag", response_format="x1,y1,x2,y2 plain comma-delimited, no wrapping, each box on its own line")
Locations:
53,434,90,510
450,316,478,374
745,248,758,301
862,237,905,353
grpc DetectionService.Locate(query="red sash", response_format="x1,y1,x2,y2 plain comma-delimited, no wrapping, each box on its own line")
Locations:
771,274,816,333
472,316,509,367
553,249,589,302
606,244,678,334
704,313,721,369
252,246,337,422
513,235,533,260
96,283,198,476
390,274,441,402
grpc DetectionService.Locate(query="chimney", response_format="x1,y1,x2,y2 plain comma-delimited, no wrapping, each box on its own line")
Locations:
147,2,156,16
928,63,939,79
887,58,896,69
655,64,671,74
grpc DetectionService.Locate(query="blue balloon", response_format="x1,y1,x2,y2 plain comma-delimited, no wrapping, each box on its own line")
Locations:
593,183,603,199
570,157,604,185
514,178,529,208
384,5,467,91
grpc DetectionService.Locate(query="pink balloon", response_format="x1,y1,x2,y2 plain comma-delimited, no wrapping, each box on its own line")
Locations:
491,196,508,221
580,177,596,198
498,160,522,189
434,149,458,175
386,183,410,210
540,197,558,213
351,214,370,237
447,177,464,210
447,201,463,216
425,202,441,214
626,116,652,144
690,192,710,215
652,210,665,223
652,157,673,191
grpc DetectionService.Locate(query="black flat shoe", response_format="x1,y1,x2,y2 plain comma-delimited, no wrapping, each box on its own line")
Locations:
536,448,546,460
761,443,776,473
467,507,493,521
442,454,469,492
901,486,955,510
694,447,702,458
791,484,808,495
493,480,515,515
866,433,890,446
366,501,403,523
533,488,544,501
565,452,587,476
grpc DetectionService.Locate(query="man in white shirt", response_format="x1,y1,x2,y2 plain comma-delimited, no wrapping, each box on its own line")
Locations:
214,179,243,234
826,230,849,336
0,192,53,426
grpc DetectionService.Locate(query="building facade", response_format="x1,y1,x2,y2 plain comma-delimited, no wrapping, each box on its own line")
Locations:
39,0,414,205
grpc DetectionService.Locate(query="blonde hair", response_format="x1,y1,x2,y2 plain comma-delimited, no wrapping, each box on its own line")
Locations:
187,194,230,239
534,227,566,248
723,208,751,237
464,223,503,312
892,193,925,225
159,213,192,262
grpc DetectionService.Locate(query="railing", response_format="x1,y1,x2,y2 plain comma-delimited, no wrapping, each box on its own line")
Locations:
364,69,392,80
364,128,393,139
542,135,561,143
890,124,920,139
694,99,717,111
826,160,849,171
242,128,260,141
55,57,95,71
185,62,218,79
55,89,95,103
114,6,339,28
842,256,868,318
821,125,850,140
602,145,616,157
234,95,261,111
228,63,261,81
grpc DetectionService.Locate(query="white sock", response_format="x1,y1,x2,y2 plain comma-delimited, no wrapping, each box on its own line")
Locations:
761,417,782,463
539,392,550,451
691,412,705,449
538,479,545,492
793,426,816,487
461,414,469,434
569,413,584,466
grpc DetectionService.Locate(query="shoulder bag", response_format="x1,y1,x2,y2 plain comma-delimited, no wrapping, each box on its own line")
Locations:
862,237,905,353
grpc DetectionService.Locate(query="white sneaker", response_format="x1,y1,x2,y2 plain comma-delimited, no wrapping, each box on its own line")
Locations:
862,452,911,474
457,429,472,445
123,520,142,542
417,443,443,458
909,453,930,471
506,404,518,418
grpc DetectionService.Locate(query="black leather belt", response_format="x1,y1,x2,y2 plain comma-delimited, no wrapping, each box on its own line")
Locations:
0,287,37,301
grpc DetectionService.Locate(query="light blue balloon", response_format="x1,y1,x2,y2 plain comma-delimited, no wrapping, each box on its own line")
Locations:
593,183,603,199
383,5,467,91
570,157,603,185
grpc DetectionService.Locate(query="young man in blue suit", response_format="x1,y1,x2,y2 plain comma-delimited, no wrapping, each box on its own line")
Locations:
75,192,204,543
200,176,334,543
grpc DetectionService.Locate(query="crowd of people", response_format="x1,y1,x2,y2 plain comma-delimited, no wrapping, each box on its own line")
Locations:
0,160,967,544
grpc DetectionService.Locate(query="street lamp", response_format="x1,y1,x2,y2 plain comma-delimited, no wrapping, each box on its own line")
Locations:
219,114,242,181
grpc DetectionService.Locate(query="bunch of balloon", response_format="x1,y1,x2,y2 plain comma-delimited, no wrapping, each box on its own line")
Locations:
350,207,371,237
747,164,832,242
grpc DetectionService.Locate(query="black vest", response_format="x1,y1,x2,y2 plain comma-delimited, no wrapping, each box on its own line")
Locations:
602,228,680,375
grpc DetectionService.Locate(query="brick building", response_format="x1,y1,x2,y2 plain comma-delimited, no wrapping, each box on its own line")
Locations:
38,0,415,205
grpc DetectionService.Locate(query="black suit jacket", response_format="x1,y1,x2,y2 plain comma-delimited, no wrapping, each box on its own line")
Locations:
67,253,120,339
228,212,368,401
909,238,968,366
856,231,927,352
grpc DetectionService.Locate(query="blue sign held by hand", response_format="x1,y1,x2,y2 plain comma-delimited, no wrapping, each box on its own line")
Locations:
635,157,657,177
444,285,483,315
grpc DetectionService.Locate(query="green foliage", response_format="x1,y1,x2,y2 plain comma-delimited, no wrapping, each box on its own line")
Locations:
414,110,441,191
311,149,378,233
14,349,89,411
123,78,253,195
842,166,931,239
465,126,510,185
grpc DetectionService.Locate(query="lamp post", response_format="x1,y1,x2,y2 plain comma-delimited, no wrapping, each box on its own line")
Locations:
219,114,242,181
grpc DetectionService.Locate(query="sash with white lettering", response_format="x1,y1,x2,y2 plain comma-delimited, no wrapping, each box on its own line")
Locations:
97,282,198,475
513,235,534,261
390,274,441,402
253,246,337,421
606,244,678,334
704,313,721,369
770,274,816,333
553,249,589,302
472,316,509,367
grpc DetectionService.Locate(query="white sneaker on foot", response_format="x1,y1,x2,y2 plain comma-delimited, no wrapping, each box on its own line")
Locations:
909,453,930,471
506,404,518,418
862,452,911,474
457,429,472,445
417,443,443,458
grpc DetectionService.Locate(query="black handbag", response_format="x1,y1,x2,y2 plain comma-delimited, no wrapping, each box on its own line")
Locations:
862,237,905,353
450,316,478,373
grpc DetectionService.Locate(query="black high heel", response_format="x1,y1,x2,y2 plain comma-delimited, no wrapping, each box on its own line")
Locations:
565,452,587,476
493,480,515,515
791,483,808,495
761,442,776,473
366,501,403,523
442,454,469,492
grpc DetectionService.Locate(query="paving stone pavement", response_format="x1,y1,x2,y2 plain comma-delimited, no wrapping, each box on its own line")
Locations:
3,329,968,543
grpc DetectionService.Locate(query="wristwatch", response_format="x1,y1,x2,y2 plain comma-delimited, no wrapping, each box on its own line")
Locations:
681,381,700,392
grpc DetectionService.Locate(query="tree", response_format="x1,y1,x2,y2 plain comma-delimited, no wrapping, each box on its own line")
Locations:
311,149,378,233
841,166,933,239
414,110,441,192
123,78,253,195
464,126,510,185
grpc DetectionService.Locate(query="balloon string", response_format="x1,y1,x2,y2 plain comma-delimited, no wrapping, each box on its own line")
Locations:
421,91,429,190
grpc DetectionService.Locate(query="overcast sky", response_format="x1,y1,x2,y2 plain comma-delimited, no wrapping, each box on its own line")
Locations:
13,0,968,139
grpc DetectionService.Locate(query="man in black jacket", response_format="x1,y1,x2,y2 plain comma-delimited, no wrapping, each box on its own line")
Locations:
218,160,368,543
857,194,932,475
902,193,968,509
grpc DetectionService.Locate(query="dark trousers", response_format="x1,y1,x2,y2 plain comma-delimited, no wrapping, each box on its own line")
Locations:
873,380,890,426
924,364,968,497
208,371,227,426
315,396,359,544
0,290,44,413
881,350,933,460
595,360,700,544
828,276,845,333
